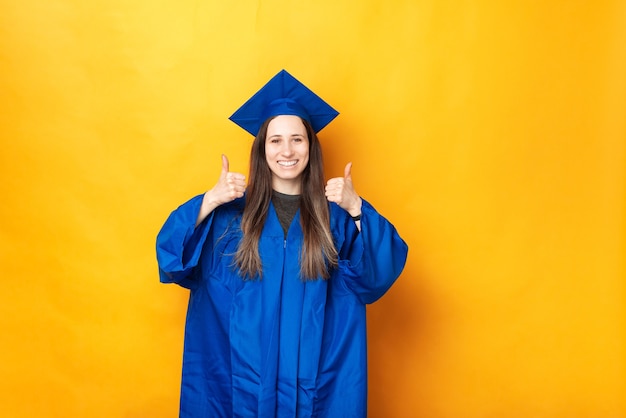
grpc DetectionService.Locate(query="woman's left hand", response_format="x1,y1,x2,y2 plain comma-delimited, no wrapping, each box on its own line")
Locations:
325,162,363,218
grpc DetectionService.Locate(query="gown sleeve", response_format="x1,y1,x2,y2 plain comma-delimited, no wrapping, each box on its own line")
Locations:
335,198,408,304
156,194,214,290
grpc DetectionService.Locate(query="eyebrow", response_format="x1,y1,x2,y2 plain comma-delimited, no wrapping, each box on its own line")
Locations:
268,133,305,139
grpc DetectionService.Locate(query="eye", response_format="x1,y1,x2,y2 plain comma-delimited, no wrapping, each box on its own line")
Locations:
293,136,303,143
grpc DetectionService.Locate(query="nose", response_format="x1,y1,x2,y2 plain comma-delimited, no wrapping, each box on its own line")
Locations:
280,141,294,155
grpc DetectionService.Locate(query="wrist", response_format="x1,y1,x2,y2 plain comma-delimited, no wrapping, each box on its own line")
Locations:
347,197,363,218
202,190,221,212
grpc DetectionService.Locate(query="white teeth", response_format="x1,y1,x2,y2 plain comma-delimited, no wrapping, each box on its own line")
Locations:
278,160,297,167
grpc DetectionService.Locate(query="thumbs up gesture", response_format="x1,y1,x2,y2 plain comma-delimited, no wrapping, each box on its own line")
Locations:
325,162,363,218
197,155,247,226
214,154,247,201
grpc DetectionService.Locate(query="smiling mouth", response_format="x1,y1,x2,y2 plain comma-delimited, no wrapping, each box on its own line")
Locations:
277,160,298,167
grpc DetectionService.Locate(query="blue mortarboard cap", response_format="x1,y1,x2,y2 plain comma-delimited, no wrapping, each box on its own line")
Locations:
229,69,339,136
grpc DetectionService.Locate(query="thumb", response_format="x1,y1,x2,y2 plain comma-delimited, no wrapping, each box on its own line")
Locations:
221,154,230,175
344,162,353,180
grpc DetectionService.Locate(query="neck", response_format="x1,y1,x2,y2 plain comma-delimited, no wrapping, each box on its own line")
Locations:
272,179,301,195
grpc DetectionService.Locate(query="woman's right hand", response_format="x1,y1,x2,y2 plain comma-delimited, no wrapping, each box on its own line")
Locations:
196,154,247,226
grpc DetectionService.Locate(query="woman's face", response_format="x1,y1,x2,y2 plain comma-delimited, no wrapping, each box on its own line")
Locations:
265,115,310,194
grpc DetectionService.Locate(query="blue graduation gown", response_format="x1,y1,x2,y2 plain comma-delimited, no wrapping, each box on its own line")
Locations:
156,195,408,417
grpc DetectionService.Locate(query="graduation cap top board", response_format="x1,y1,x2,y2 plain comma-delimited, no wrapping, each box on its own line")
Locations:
229,69,339,136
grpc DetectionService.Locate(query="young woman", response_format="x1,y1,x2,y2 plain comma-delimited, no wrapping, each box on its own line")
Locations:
156,70,408,417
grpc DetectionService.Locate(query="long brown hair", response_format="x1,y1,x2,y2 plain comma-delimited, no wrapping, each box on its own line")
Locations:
234,116,338,280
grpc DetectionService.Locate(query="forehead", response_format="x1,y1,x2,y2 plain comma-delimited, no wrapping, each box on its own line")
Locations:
267,115,307,136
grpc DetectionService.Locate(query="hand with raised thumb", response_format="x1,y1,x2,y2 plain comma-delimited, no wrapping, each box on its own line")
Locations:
196,154,247,226
325,162,362,217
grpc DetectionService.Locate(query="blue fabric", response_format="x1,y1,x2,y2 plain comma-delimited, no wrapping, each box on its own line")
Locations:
156,195,408,417
229,70,339,136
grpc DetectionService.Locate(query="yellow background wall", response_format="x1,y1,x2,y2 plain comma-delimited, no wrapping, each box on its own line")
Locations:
1,0,624,416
